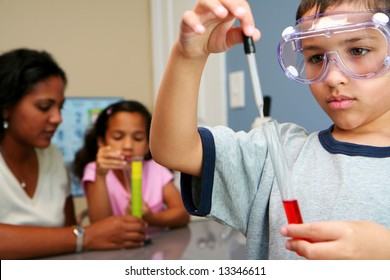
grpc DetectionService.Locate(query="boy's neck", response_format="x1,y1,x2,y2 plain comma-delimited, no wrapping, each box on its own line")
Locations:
332,126,390,147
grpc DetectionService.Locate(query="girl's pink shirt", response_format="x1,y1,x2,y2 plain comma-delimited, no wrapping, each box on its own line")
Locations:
81,159,174,216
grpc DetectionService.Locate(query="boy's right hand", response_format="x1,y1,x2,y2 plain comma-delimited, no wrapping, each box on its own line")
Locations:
84,215,147,250
281,221,390,259
178,0,260,59
96,146,126,176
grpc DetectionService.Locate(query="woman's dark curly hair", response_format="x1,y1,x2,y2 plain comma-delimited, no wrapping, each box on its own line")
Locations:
0,48,67,140
72,100,152,180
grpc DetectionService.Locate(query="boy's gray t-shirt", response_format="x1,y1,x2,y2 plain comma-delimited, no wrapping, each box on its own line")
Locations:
181,122,390,259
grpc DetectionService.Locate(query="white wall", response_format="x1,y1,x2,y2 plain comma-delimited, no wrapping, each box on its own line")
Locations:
0,0,153,110
151,0,227,127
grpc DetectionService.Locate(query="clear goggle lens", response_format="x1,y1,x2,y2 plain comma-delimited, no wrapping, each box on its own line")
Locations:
278,12,390,84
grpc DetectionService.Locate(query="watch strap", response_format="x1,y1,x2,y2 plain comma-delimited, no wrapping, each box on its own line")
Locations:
72,226,85,253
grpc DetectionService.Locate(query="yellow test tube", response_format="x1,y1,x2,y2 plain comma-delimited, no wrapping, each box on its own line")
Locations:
131,157,143,218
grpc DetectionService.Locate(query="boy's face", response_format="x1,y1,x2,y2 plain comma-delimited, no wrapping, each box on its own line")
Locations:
304,4,390,133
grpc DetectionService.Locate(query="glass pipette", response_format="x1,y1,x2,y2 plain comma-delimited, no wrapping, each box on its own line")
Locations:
243,34,264,118
242,34,303,224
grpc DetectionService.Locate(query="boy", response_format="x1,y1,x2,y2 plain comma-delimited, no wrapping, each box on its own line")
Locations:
150,0,390,259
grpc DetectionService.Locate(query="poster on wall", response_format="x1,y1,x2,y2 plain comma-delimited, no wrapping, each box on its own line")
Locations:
52,97,123,196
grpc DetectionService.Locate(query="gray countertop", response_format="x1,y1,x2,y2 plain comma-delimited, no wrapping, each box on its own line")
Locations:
41,218,246,260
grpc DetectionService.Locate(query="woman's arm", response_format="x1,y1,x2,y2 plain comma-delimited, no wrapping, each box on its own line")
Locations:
0,224,79,259
0,215,147,259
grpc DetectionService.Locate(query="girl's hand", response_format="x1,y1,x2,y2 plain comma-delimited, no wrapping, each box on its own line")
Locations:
178,0,260,59
96,146,126,176
126,200,151,217
280,221,390,259
141,201,151,217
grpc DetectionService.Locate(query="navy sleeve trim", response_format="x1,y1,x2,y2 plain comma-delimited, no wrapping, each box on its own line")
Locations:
319,125,390,158
181,127,216,216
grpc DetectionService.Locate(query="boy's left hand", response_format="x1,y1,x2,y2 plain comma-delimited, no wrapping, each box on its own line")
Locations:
280,221,390,259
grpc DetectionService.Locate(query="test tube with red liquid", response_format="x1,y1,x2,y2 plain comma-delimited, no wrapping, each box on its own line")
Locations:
242,34,303,224
262,120,303,224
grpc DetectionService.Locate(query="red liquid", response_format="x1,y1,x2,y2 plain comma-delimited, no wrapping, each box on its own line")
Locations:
283,199,303,224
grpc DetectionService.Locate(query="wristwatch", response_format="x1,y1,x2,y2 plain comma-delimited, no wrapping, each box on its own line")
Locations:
72,226,85,253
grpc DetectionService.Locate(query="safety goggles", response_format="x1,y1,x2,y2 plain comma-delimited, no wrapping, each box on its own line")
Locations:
277,11,390,84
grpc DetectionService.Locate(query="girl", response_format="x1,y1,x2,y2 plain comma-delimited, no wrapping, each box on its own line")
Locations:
73,100,189,232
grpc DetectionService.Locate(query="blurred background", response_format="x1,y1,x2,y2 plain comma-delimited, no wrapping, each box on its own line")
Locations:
0,0,332,216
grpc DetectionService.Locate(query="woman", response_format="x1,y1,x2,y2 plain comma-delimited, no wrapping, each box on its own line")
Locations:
0,48,146,259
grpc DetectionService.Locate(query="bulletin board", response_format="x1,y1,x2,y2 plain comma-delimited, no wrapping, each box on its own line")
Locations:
52,97,123,196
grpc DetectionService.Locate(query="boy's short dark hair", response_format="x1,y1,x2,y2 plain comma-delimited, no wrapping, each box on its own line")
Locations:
296,0,390,20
